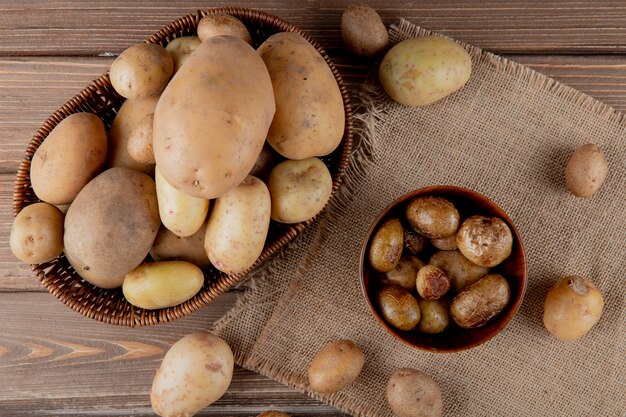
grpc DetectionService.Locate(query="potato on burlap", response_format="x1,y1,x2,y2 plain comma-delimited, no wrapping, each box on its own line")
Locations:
308,340,365,393
387,368,443,417
564,143,607,198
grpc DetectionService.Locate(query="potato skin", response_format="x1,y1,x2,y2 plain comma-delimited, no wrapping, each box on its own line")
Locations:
151,333,233,417
403,229,428,255
382,255,424,290
431,234,457,251
380,36,471,107
150,223,211,269
386,368,443,417
205,176,271,274
416,298,450,334
154,36,275,199
341,4,388,57
456,216,513,267
308,340,365,393
107,96,159,175
30,113,107,205
451,274,510,328
197,14,252,45
368,218,404,273
123,261,203,309
110,43,173,99
126,113,155,164
10,203,64,264
64,167,160,288
415,265,450,300
377,286,421,331
543,276,603,340
405,196,459,239
258,32,345,160
268,157,332,224
165,36,201,74
429,250,488,293
564,143,608,198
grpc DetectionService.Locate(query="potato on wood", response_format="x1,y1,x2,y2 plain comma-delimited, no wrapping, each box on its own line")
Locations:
10,203,64,264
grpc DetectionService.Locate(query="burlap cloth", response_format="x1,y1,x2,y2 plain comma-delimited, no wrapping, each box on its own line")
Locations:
214,19,625,416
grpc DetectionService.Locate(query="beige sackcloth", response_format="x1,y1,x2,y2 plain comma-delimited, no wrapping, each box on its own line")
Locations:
214,19,625,416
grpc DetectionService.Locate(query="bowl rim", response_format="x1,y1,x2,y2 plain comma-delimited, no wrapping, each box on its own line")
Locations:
358,185,527,353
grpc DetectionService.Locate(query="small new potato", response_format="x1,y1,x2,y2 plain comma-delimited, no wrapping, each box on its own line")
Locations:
431,235,457,251
415,265,450,300
341,4,388,57
451,274,510,329
165,36,201,74
564,143,608,198
456,215,513,267
377,286,421,331
405,196,459,239
416,298,450,334
151,333,234,417
404,229,428,255
150,223,211,269
30,112,107,205
10,203,64,264
429,250,488,292
205,176,271,274
197,14,252,45
110,43,173,99
156,166,209,237
268,158,332,224
379,36,472,107
386,368,443,417
368,218,404,273
126,113,155,164
308,339,365,393
543,276,604,340
123,261,204,309
383,255,424,290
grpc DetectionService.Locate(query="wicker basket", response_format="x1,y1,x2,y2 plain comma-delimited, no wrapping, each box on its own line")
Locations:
13,8,353,327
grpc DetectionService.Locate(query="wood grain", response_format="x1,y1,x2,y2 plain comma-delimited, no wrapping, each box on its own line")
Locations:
0,1,625,55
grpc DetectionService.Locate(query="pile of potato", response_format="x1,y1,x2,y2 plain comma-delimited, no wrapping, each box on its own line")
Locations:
10,14,346,311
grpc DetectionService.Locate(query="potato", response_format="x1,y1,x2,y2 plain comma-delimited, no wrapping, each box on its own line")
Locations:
268,158,332,224
249,143,280,181
308,340,364,393
30,113,107,205
64,168,160,288
403,229,428,255
382,255,424,290
450,274,510,329
10,203,64,264
368,218,404,272
415,265,450,300
416,298,450,334
197,14,252,45
405,196,459,239
429,250,488,293
110,43,173,99
205,176,271,274
341,4,388,57
456,215,513,267
126,113,155,164
154,36,275,199
151,333,233,417
564,143,608,198
380,36,472,107
377,286,421,331
543,276,604,340
107,96,159,175
122,261,203,309
165,36,201,74
431,234,457,251
258,412,291,417
155,166,209,237
386,368,443,417
150,223,211,269
258,32,345,160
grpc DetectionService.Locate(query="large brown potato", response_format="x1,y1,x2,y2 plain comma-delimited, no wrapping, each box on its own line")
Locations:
110,43,173,99
10,203,64,264
341,4,388,57
64,167,160,288
258,32,345,160
30,113,107,205
387,368,443,417
154,36,275,199
307,340,365,393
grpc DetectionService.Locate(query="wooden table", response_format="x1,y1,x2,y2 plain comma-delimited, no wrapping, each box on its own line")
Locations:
1,1,624,416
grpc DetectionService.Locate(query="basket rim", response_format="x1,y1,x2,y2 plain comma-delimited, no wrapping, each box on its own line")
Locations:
13,7,354,327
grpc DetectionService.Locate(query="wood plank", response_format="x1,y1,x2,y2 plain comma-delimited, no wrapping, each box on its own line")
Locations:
0,291,347,416
0,1,625,55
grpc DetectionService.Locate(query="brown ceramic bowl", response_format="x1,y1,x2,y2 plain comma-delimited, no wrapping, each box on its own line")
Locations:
359,186,526,352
